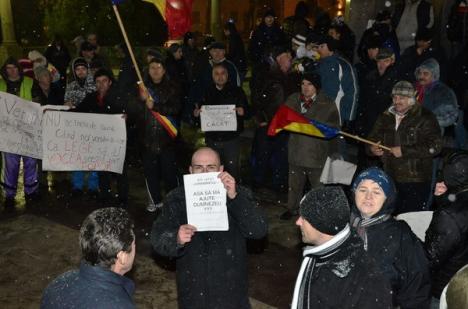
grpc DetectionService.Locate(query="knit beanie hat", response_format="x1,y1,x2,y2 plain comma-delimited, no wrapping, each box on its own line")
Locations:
392,81,416,98
263,7,276,18
72,57,88,71
301,72,321,91
299,186,350,235
443,151,468,194
292,34,306,47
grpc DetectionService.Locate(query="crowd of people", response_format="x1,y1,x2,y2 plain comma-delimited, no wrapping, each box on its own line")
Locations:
1,1,468,308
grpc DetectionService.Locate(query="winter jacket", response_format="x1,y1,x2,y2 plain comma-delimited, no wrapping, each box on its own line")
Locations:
226,32,248,75
400,45,448,83
415,58,459,129
447,0,468,43
251,68,301,123
248,23,286,64
41,261,135,309
286,92,339,168
75,85,127,115
367,104,442,183
199,83,249,142
356,64,400,137
44,44,71,77
64,58,96,107
151,185,268,309
316,54,358,123
292,227,393,309
32,81,64,106
142,75,182,154
424,190,468,298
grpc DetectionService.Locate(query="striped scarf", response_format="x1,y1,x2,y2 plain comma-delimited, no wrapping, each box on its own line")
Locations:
351,213,392,251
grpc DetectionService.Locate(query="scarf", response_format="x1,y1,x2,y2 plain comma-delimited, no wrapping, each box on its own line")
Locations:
291,224,351,309
351,213,391,251
300,94,316,114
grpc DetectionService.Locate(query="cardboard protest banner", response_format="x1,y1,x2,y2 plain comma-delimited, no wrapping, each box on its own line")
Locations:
0,91,43,159
42,111,127,174
183,172,229,231
200,104,237,132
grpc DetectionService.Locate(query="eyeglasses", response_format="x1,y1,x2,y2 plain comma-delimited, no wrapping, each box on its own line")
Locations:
191,164,220,173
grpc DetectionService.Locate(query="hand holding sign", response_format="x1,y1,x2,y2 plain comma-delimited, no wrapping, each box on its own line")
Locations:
218,171,237,199
177,224,197,245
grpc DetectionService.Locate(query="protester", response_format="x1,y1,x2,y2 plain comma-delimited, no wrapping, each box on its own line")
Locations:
0,57,39,208
224,20,247,83
281,72,339,220
140,57,182,212
424,151,468,306
368,81,442,213
193,63,249,179
74,69,129,207
79,41,107,69
32,66,64,106
41,207,136,309
351,167,432,308
87,33,101,55
44,34,71,87
28,50,61,84
292,186,393,308
151,147,267,309
282,1,310,41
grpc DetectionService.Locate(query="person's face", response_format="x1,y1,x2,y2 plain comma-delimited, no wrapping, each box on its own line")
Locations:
189,149,223,174
37,72,52,85
301,80,317,98
173,48,183,60
296,216,322,245
148,62,166,83
317,43,332,58
367,48,379,60
377,57,394,75
355,179,386,218
5,64,20,81
95,75,112,95
212,66,228,88
328,28,340,40
209,48,225,63
417,68,434,86
74,65,88,79
87,34,97,46
276,52,292,73
81,49,95,59
392,94,413,114
264,15,274,27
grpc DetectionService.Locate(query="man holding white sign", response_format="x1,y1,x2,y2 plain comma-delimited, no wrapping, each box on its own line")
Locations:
151,147,267,309
193,63,249,179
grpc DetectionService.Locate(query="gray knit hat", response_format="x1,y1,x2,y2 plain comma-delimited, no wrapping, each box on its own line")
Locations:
299,186,350,235
392,81,416,98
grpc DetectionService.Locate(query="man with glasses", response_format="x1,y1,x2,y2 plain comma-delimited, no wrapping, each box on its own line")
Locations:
151,147,268,309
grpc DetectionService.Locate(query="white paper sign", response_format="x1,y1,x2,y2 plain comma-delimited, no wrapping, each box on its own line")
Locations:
320,157,358,185
42,111,127,173
200,104,237,132
183,172,229,231
0,91,43,159
396,211,433,241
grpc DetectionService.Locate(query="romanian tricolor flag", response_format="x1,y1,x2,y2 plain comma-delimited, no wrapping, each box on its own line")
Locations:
143,0,193,39
150,110,178,139
268,105,340,139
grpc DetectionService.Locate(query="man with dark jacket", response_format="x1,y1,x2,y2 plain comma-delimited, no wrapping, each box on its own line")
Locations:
151,147,268,309
193,63,248,179
425,151,468,304
140,57,182,212
75,69,128,207
41,207,136,309
368,81,442,214
292,186,392,309
250,46,301,192
281,73,339,220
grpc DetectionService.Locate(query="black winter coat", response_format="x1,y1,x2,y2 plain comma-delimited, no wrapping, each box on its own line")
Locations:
151,186,268,309
364,218,431,308
248,23,286,63
424,190,468,298
75,86,127,115
200,83,249,142
399,45,447,83
298,233,393,309
142,76,182,154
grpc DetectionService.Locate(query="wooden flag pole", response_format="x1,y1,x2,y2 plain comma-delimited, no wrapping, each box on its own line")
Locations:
339,131,392,151
112,4,145,86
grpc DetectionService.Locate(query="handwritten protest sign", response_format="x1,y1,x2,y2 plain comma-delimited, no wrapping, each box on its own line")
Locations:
0,91,43,159
42,111,127,173
184,172,229,231
200,104,237,132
